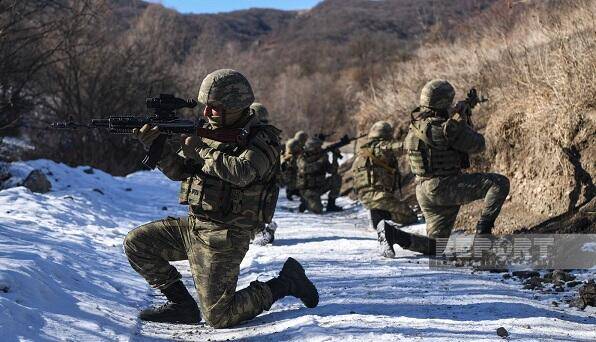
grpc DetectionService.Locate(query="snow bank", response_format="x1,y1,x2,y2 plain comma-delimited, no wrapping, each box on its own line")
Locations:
0,160,594,341
0,160,185,340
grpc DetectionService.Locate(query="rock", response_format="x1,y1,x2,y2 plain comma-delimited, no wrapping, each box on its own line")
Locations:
125,188,132,192
566,280,582,288
523,276,544,290
502,273,512,280
22,170,51,193
576,280,595,309
83,167,94,174
512,270,540,279
554,285,564,293
489,269,508,273
496,327,509,338
0,162,10,183
545,270,575,283
162,206,168,211
92,188,104,195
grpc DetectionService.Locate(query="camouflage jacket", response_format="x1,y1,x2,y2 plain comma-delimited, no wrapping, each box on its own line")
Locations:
158,115,282,229
404,113,485,178
296,150,337,190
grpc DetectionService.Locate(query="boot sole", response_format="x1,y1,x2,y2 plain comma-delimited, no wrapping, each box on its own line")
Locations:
284,258,319,308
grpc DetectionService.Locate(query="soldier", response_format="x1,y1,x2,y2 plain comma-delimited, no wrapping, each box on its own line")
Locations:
124,69,318,328
296,137,343,214
385,79,510,255
281,138,302,201
250,102,269,124
352,121,418,258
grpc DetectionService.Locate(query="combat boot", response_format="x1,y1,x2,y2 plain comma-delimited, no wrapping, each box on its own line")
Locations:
252,221,278,246
475,219,494,235
298,200,306,213
383,220,438,256
139,281,201,324
376,220,396,258
266,257,319,308
325,198,343,212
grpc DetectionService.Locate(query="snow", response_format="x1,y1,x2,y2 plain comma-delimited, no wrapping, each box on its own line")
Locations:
1,160,595,341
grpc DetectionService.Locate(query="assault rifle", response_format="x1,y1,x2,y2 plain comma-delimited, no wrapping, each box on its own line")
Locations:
315,131,335,142
51,94,249,169
322,133,367,159
452,88,488,127
452,88,488,169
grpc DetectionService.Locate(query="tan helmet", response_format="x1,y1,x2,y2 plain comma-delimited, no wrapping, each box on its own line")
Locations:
198,69,254,127
304,137,323,152
285,138,301,154
294,131,308,145
419,79,455,111
368,120,393,139
250,102,269,124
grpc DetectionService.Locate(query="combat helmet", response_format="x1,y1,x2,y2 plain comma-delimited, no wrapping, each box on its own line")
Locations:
419,79,455,111
250,102,269,124
286,138,302,154
303,138,323,152
294,131,308,146
368,121,393,139
198,69,254,126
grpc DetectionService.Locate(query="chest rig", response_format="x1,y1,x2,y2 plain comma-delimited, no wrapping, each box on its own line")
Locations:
179,126,280,229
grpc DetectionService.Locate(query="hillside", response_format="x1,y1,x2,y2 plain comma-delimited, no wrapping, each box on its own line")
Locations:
355,0,596,233
1,0,497,175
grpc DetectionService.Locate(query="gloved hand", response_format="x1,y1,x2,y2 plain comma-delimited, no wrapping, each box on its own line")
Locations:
132,124,160,151
180,134,207,160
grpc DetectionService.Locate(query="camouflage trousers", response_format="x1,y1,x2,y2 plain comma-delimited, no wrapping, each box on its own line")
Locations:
416,172,510,238
359,191,418,226
123,216,274,328
300,174,341,214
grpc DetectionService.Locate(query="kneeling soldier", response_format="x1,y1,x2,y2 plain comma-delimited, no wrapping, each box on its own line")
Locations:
387,79,510,255
296,138,343,213
352,121,418,258
124,69,318,328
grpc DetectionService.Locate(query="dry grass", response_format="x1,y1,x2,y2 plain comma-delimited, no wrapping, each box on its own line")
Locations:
357,0,596,230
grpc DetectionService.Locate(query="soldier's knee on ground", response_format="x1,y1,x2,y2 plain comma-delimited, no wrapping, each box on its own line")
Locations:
310,203,323,214
123,226,145,257
202,309,232,329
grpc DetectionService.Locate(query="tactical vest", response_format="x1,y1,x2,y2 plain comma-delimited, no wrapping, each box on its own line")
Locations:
404,116,462,177
352,140,398,194
179,125,281,229
296,151,328,190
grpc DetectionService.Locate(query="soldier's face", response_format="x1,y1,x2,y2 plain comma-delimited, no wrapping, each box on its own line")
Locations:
204,105,225,126
204,105,222,119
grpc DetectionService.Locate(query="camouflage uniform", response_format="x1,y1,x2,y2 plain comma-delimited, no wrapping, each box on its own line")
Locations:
296,138,342,214
281,139,301,199
404,79,510,239
125,70,318,328
352,121,417,229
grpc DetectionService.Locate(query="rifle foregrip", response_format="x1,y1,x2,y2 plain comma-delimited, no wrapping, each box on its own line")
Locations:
142,134,167,169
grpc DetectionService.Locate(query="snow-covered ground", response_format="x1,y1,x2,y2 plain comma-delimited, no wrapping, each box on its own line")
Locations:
0,160,594,341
